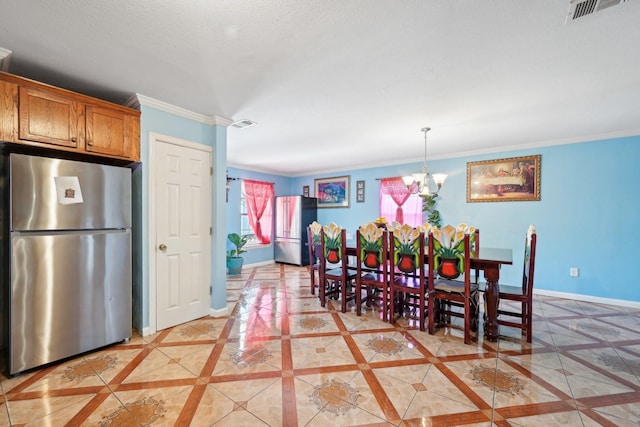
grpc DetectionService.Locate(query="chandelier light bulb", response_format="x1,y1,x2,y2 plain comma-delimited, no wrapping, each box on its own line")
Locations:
402,127,446,195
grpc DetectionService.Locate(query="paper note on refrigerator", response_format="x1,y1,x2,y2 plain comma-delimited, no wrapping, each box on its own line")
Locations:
54,176,84,205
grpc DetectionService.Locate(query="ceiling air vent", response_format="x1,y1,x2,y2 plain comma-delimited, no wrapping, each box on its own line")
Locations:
231,119,257,129
566,0,629,21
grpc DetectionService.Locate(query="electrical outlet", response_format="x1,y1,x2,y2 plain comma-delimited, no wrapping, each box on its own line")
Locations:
570,267,579,277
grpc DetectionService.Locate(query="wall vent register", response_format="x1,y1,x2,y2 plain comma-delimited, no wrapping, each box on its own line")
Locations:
566,0,629,21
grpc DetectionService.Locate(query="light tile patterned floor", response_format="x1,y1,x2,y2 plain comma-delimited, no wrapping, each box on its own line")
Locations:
2,264,640,426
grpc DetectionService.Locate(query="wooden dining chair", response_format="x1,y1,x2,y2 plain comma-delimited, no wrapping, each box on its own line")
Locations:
471,227,480,284
355,222,390,320
492,225,537,342
427,228,479,344
429,223,479,280
307,221,322,295
389,224,428,330
319,223,357,313
435,224,480,314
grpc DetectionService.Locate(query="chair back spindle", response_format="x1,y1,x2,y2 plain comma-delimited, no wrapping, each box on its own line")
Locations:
307,221,322,295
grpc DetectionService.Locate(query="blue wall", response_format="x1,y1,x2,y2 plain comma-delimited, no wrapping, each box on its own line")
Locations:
225,167,293,265
135,106,227,333
227,136,640,303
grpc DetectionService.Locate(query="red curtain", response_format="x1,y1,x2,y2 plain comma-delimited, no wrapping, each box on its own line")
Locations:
379,177,419,225
244,179,274,244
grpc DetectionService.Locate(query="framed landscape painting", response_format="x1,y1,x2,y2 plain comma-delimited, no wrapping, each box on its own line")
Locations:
467,155,541,202
315,175,350,208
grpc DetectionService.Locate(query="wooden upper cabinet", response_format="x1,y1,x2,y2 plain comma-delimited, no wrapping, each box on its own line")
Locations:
19,86,83,148
86,105,137,158
0,72,140,161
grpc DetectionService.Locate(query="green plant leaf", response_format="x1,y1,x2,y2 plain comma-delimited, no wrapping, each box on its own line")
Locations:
227,232,249,258
421,193,442,227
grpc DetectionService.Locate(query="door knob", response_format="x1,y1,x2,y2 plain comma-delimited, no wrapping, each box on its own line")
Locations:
159,243,167,251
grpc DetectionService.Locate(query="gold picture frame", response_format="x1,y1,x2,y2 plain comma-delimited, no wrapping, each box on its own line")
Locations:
467,155,541,202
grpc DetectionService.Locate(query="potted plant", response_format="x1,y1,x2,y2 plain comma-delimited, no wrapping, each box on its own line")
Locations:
420,193,442,227
226,233,249,275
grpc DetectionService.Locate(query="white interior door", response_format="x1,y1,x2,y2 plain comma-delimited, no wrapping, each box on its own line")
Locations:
155,139,211,330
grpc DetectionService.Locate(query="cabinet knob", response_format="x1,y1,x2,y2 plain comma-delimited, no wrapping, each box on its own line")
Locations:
71,137,77,143
159,243,167,251
87,140,93,146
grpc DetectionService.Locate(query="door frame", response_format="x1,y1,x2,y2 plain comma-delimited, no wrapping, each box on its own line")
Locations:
148,131,212,335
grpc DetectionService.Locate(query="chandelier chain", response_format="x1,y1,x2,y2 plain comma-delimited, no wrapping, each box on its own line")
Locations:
401,126,446,196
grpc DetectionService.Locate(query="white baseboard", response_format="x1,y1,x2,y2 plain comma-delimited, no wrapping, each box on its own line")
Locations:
534,289,640,309
140,308,227,335
210,307,228,317
243,260,276,268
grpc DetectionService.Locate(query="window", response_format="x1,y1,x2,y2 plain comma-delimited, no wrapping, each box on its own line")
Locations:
379,177,423,227
241,180,274,246
240,187,258,245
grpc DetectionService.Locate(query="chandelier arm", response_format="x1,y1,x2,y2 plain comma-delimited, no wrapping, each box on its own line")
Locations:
402,126,446,195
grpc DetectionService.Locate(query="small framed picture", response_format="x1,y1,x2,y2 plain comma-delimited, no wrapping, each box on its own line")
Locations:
356,180,365,202
314,175,350,208
303,185,310,197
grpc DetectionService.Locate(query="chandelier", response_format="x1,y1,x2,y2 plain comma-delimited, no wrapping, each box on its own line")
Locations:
402,127,447,196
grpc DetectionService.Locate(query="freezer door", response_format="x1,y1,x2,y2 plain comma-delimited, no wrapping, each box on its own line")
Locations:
10,230,132,374
275,237,302,265
10,153,132,231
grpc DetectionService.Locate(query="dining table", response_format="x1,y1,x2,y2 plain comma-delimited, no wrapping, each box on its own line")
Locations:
346,243,512,342
471,246,513,342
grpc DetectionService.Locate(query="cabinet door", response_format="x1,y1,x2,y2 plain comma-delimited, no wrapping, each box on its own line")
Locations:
85,105,137,159
0,80,18,142
18,86,82,148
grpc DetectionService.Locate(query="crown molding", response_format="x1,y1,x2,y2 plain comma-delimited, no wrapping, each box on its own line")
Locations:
286,129,640,177
388,128,640,166
0,47,12,72
125,93,233,127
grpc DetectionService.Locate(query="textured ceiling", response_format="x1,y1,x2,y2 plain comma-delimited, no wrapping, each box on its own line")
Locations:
1,0,639,175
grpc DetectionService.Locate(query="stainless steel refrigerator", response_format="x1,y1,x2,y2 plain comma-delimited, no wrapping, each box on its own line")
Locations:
274,196,317,266
5,153,132,374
